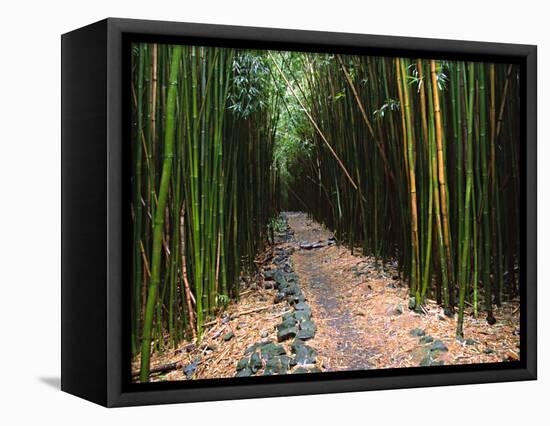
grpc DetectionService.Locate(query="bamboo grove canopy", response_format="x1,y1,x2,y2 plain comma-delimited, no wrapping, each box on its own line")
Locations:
130,43,520,382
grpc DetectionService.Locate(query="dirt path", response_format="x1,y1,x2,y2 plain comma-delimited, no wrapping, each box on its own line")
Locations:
287,212,375,371
285,212,520,371
137,211,520,382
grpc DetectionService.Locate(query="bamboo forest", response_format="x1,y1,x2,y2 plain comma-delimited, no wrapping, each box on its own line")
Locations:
130,43,521,383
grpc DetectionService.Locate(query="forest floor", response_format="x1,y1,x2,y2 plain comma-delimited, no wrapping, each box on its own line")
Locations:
133,212,520,382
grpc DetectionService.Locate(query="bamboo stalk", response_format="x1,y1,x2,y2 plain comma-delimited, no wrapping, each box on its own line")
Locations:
139,45,182,382
430,59,453,313
268,51,360,192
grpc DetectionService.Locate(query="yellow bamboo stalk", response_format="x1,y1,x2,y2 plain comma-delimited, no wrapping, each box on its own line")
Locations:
430,59,453,287
398,58,421,297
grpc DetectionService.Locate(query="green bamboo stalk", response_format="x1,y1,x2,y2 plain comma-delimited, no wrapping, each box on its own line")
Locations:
418,59,434,302
457,62,475,338
479,62,490,321
139,45,182,382
132,43,146,356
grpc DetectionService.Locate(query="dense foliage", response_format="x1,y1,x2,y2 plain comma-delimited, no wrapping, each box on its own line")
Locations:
286,55,520,336
131,43,520,382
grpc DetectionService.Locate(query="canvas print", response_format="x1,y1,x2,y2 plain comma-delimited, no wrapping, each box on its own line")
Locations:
129,42,521,383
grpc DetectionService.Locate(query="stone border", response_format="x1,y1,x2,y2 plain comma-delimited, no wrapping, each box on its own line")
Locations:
235,216,321,377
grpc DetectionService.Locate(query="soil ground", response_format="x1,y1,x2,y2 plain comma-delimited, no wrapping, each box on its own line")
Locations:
133,212,520,381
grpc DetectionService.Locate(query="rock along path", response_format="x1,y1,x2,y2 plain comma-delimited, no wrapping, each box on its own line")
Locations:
142,212,520,381
234,214,322,377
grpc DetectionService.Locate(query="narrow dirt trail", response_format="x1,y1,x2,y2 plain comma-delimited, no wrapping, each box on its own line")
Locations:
285,212,519,371
286,212,375,371
137,211,520,382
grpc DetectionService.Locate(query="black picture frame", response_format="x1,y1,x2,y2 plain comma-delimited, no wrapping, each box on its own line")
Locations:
61,17,537,407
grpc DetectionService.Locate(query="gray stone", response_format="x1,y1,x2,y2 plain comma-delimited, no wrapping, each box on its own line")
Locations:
484,348,496,354
263,270,276,280
294,302,312,316
410,328,426,337
288,356,297,367
282,312,295,321
236,357,249,371
260,342,287,360
287,294,306,305
419,356,444,367
278,317,297,330
465,338,477,345
300,320,317,332
419,335,434,344
296,328,315,340
293,342,317,365
290,339,304,353
235,367,253,377
273,292,285,304
277,280,290,291
296,321,316,340
444,307,454,318
263,356,290,375
294,302,307,310
419,356,432,367
260,330,269,338
244,342,261,354
285,272,299,283
430,340,449,352
277,326,298,342
294,310,312,322
292,366,322,374
273,270,285,285
283,285,300,296
249,352,262,373
223,332,235,341
184,361,198,379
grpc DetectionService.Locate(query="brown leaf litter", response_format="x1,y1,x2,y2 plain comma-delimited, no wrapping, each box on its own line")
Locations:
133,212,520,382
